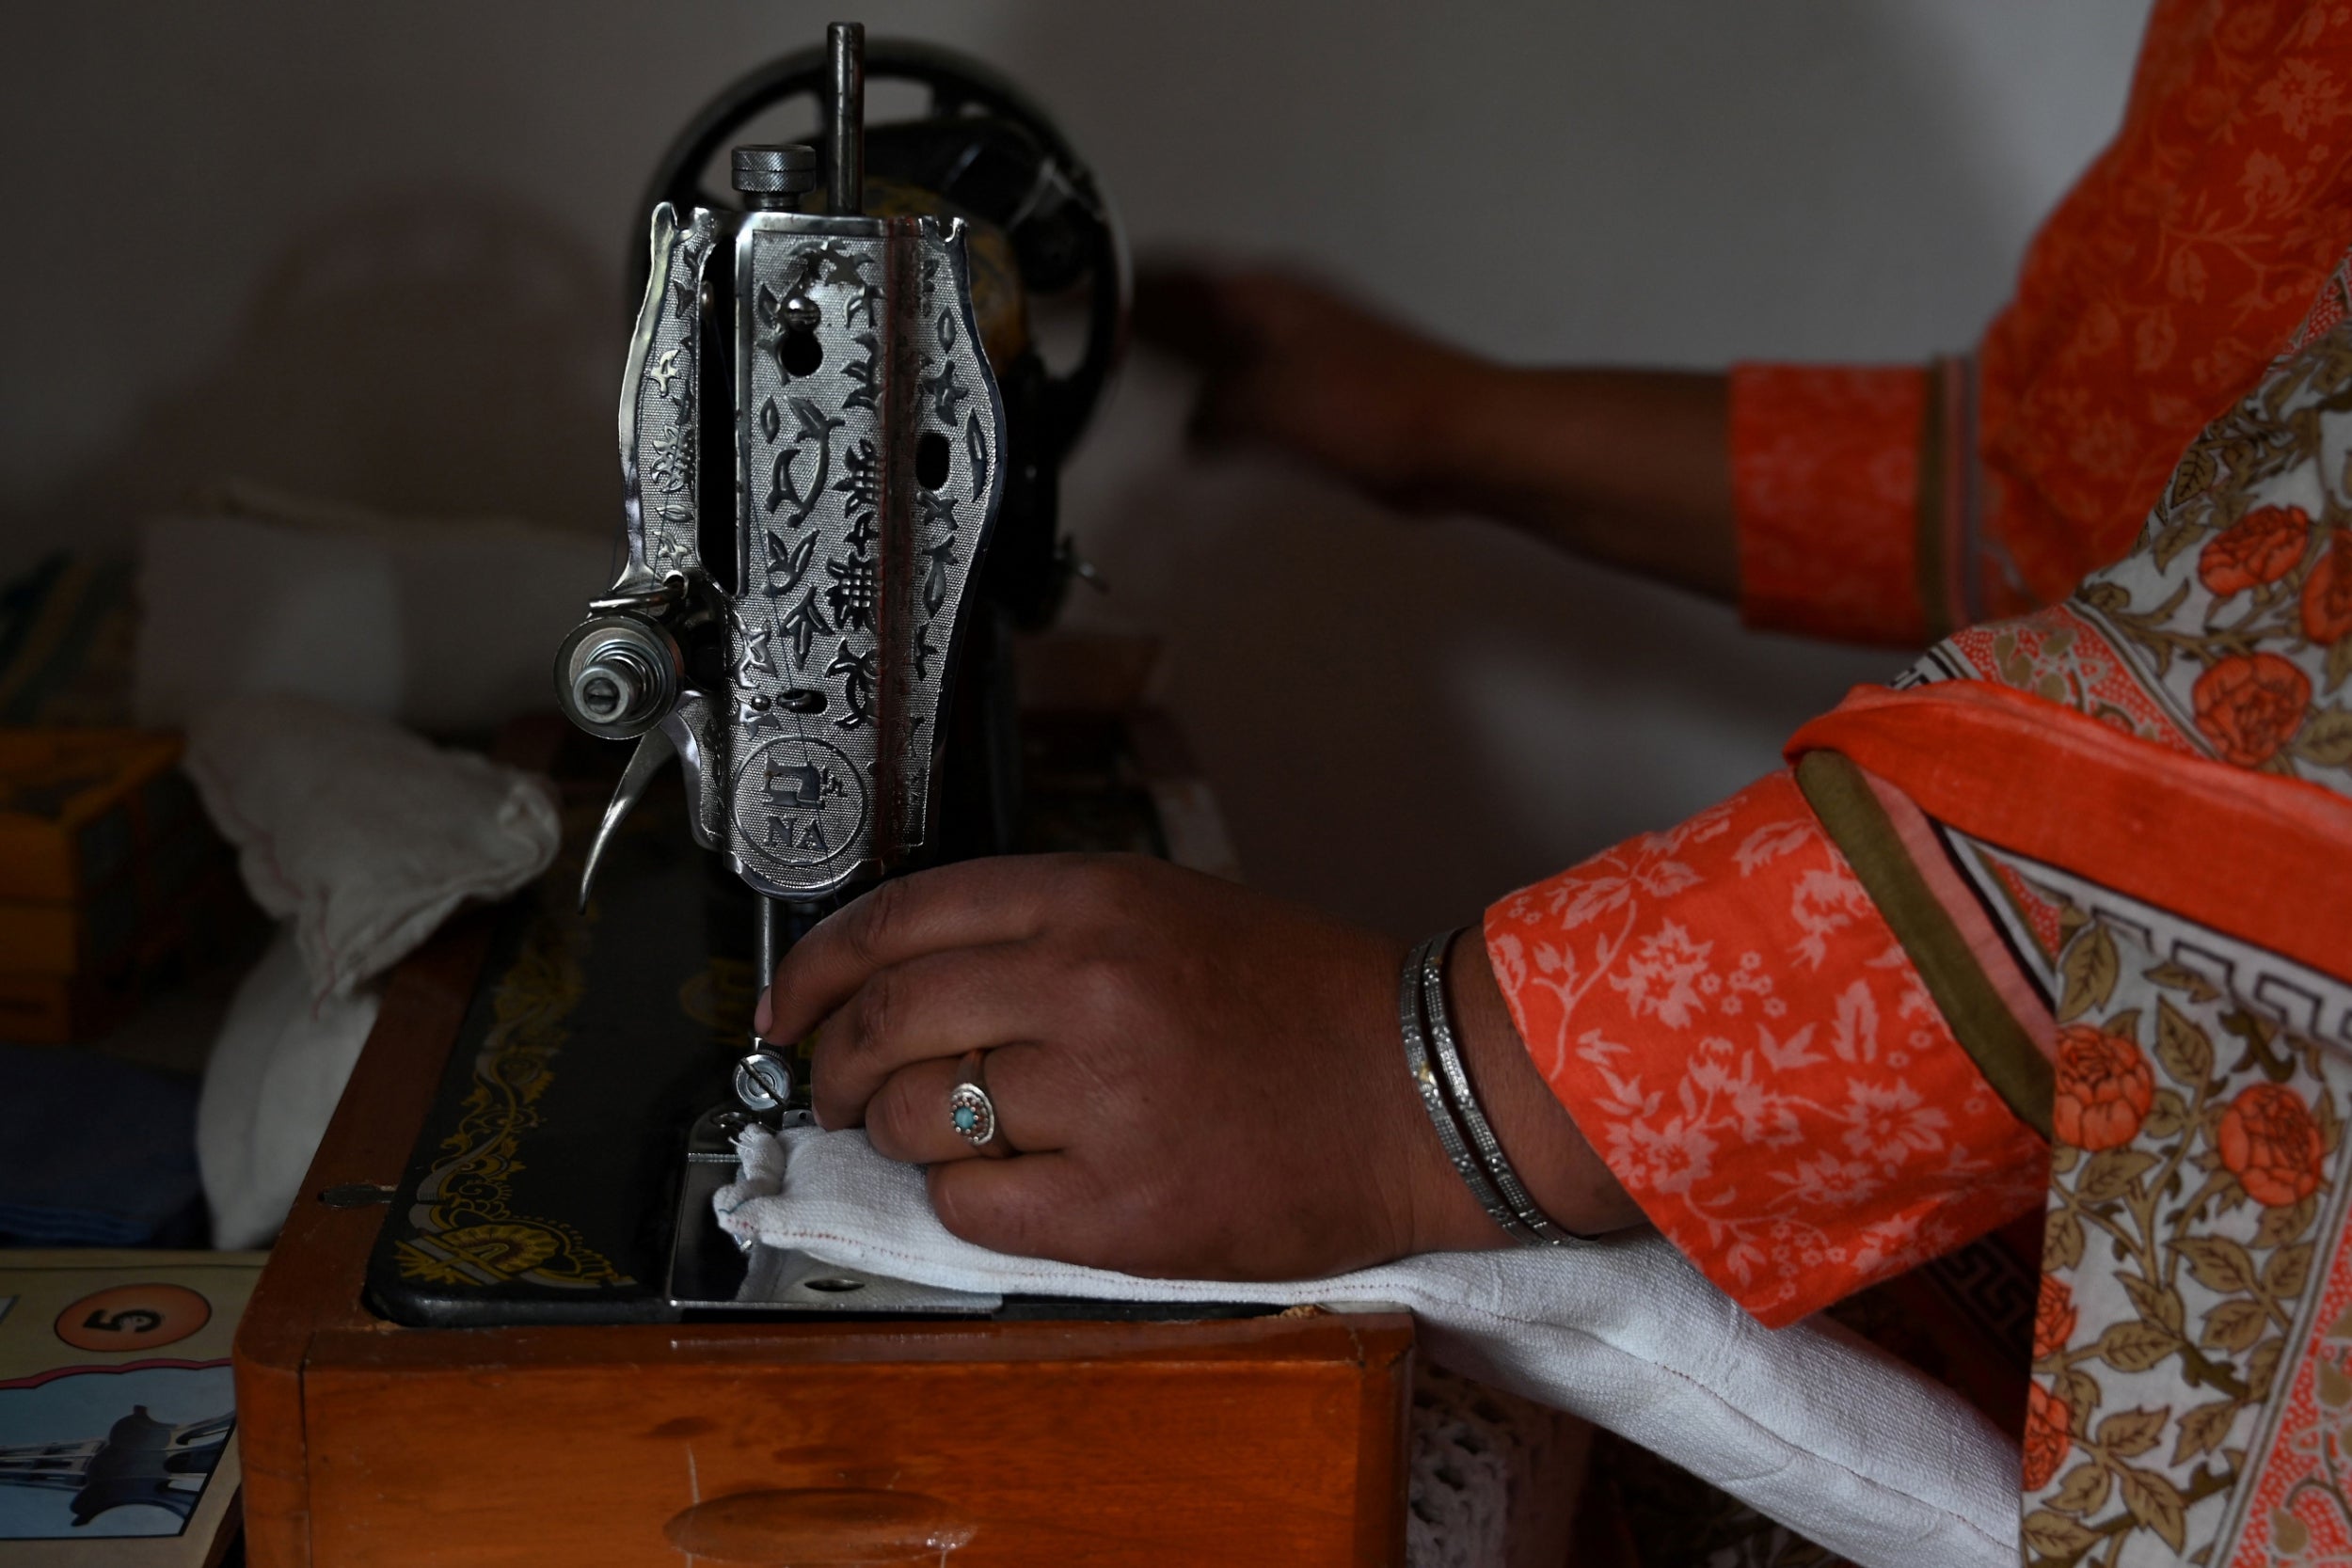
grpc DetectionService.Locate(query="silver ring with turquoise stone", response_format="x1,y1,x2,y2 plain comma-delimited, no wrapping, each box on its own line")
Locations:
948,1050,1011,1157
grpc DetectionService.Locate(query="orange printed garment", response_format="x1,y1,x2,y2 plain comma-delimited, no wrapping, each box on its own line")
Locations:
1733,0,2352,647
1729,366,1926,646
1788,324,2352,1554
1497,295,2352,1561
1484,768,2046,1326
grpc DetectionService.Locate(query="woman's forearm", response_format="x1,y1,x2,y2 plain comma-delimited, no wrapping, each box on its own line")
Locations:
1443,926,1646,1242
1141,269,1740,602
1421,366,1737,601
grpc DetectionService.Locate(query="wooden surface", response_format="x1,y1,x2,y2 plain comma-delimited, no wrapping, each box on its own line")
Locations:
296,1317,1410,1566
233,716,1419,1567
232,907,501,1568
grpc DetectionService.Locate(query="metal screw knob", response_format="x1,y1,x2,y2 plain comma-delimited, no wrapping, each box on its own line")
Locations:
570,641,656,724
580,673,622,714
733,144,820,208
735,1049,795,1113
554,612,683,741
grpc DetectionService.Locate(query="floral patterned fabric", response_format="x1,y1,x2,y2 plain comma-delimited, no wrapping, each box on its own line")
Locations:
1911,318,2352,793
1732,1,2352,647
1729,364,1928,646
1931,827,2352,1566
1893,313,2352,1565
1493,303,2352,1563
1490,8,2352,1560
1484,769,2046,1327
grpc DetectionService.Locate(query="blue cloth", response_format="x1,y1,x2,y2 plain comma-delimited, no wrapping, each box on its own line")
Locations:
0,1044,202,1245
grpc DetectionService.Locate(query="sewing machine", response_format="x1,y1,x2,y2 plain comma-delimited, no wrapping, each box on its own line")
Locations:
230,27,1432,1565
531,20,1136,1318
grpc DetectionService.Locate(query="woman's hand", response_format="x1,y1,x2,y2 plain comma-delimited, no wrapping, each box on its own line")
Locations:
755,853,1640,1280
1137,263,1738,600
1137,265,1490,511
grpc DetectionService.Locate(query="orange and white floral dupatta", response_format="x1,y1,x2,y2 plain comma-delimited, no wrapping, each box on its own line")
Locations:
1491,302,2352,1566
1486,6,2352,1555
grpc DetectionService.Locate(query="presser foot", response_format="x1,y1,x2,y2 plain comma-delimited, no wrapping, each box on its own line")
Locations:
665,1103,1003,1316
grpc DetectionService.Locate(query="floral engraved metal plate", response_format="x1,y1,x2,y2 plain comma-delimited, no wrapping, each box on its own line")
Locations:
620,204,720,595
725,212,1005,898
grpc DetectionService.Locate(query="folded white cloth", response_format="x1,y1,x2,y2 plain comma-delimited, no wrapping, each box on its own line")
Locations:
184,692,561,1244
197,928,382,1248
718,1125,2019,1568
184,692,560,1001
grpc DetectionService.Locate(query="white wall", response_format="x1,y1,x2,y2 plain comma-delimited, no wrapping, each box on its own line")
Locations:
0,1,2150,933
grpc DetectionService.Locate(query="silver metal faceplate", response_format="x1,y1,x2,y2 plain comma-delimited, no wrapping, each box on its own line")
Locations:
725,212,1006,900
620,204,720,594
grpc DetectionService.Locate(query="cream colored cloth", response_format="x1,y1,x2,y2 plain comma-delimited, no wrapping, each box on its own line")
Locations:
197,929,379,1248
718,1124,2020,1568
186,692,558,1244
184,692,558,1001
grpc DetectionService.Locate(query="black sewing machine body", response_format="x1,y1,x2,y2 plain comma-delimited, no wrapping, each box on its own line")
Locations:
364,26,1195,1327
365,732,1229,1328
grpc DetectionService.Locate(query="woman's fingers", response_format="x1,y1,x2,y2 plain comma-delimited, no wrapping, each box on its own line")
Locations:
806,942,1074,1131
863,1043,1059,1164
754,851,1538,1281
759,858,1073,1049
927,1151,1125,1267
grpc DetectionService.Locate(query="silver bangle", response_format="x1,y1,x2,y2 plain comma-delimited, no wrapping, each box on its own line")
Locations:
1419,927,1590,1246
1399,934,1544,1245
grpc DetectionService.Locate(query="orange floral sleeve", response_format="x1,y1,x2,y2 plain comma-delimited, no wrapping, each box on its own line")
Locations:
1730,2,2352,648
1729,364,1928,646
1483,769,2047,1327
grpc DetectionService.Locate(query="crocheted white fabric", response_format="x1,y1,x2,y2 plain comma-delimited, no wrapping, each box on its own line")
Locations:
1406,1361,1581,1568
717,1124,2019,1568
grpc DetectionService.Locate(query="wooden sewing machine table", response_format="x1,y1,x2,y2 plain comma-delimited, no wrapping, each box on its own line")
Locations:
231,694,1421,1567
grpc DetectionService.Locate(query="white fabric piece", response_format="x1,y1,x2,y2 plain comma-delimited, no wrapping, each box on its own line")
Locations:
1406,1361,1581,1568
184,692,560,1001
196,927,381,1248
717,1125,2020,1568
134,502,609,733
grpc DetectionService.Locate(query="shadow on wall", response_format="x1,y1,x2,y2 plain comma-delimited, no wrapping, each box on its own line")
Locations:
1010,0,2011,934
0,0,2054,938
4,188,622,552
1066,374,1904,939
991,0,2029,360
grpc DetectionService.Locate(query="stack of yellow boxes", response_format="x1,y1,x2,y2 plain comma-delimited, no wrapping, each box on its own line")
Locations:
0,732,246,1042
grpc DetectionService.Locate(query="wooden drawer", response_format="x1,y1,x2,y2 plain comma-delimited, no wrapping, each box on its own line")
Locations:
290,1317,1409,1566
